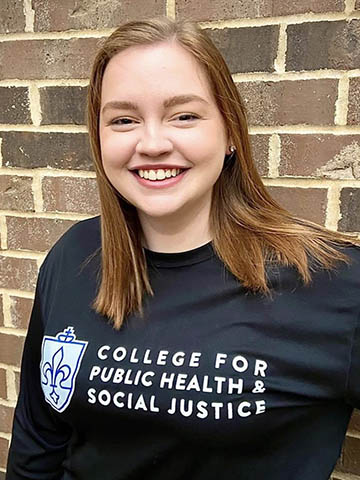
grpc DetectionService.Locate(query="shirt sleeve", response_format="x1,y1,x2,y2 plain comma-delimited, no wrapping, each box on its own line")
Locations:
346,309,360,409
6,266,72,480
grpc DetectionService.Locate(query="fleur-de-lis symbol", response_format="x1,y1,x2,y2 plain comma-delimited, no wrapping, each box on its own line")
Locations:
42,346,71,404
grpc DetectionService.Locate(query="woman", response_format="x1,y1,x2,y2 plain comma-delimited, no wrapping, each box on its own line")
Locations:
6,16,360,480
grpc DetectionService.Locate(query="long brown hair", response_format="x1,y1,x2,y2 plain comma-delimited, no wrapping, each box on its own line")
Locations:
86,16,359,330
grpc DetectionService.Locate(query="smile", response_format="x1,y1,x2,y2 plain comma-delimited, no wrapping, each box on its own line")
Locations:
130,169,189,189
137,168,184,180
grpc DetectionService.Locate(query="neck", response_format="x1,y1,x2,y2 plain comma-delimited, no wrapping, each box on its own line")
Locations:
139,197,212,253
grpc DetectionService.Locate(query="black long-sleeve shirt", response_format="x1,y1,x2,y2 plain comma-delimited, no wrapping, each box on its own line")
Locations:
6,215,360,479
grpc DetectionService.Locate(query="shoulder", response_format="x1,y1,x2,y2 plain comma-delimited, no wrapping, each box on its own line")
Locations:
340,243,360,262
306,242,360,303
39,215,101,277
57,215,101,252
330,243,360,284
34,216,101,326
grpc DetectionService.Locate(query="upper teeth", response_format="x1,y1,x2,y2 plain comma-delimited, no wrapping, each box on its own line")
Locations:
138,168,182,180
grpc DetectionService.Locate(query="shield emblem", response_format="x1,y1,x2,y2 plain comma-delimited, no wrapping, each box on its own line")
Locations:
40,326,88,413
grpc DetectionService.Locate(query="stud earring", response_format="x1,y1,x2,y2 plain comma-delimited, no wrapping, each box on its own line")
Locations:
227,145,236,162
223,145,236,170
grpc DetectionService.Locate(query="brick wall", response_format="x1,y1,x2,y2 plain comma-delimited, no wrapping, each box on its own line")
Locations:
0,1,359,478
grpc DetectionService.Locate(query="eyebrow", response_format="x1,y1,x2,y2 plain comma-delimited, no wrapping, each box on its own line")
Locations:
101,94,210,115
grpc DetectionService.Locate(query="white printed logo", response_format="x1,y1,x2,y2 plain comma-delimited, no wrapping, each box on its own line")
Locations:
40,326,88,413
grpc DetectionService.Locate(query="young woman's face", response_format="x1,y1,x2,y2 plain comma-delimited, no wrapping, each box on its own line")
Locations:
99,41,230,221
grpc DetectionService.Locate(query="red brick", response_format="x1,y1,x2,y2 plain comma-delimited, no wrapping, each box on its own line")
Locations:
6,217,76,252
0,436,9,469
0,176,34,212
250,134,270,177
0,368,6,399
0,87,31,124
279,135,360,179
271,0,344,15
9,296,34,330
287,20,360,71
339,188,360,233
40,86,87,125
42,176,100,214
348,409,360,433
1,132,93,171
33,0,166,31
0,37,104,80
267,187,327,225
238,79,337,126
0,334,24,367
0,256,38,292
205,26,279,74
0,0,25,34
348,78,360,126
0,404,14,433
341,435,360,475
176,0,344,21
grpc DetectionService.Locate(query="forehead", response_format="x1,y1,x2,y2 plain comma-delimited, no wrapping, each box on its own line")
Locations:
101,41,213,102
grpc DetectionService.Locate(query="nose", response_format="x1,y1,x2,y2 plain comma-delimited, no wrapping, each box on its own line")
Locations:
135,123,173,157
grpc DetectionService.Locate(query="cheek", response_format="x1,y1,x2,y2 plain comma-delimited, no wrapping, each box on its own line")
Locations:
100,132,133,168
173,124,220,155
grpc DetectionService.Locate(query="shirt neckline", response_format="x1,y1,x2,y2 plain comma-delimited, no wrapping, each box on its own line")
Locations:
143,240,215,268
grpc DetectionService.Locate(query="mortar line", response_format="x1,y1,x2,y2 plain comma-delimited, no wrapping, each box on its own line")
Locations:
0,326,27,336
0,363,20,372
262,178,360,187
2,292,12,328
198,11,360,29
6,368,17,402
1,124,360,134
335,76,350,126
345,0,357,15
0,70,359,88
0,211,95,220
0,215,7,250
0,398,17,407
331,472,360,480
32,171,44,213
0,11,359,42
233,70,360,81
0,137,3,167
0,29,114,41
274,24,287,73
0,124,87,133
0,168,96,177
28,82,42,126
325,185,342,230
23,0,35,32
0,79,89,87
248,126,360,134
268,134,280,178
166,0,176,19
0,252,47,266
0,290,34,300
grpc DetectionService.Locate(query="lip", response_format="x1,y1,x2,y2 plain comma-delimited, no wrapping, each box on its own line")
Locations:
129,164,190,171
131,169,189,189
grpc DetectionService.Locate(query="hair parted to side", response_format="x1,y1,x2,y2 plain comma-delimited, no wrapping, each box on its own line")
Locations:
85,16,360,330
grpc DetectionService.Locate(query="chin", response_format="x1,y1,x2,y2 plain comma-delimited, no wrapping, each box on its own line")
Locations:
137,205,184,218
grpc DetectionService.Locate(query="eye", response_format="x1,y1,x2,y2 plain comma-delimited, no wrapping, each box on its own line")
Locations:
110,117,137,126
175,114,199,121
